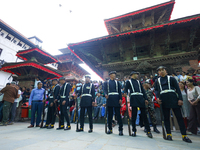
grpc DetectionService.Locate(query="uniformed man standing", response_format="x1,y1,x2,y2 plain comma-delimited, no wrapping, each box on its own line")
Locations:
57,77,71,130
104,71,123,136
43,79,60,129
125,71,153,138
155,66,192,143
77,75,95,133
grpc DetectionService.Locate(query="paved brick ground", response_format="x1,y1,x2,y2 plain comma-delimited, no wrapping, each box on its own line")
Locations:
0,122,199,150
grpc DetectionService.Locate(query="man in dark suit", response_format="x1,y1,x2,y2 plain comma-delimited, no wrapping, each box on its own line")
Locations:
57,77,71,130
43,79,60,129
103,71,123,136
77,75,95,133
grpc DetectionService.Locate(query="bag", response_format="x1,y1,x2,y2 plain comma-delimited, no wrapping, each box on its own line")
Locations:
191,86,200,102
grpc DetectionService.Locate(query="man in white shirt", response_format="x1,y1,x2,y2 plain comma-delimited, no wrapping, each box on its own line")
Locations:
34,77,41,89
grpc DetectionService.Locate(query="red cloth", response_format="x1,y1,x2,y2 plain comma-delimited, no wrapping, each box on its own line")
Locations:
153,92,160,108
120,97,126,116
69,106,74,112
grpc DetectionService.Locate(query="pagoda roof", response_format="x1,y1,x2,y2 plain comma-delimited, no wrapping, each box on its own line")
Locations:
58,61,89,76
0,61,63,80
55,53,82,64
104,0,175,35
16,48,58,64
68,14,200,78
68,14,200,48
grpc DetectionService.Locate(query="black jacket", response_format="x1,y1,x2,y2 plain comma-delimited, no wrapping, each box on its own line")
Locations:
79,82,95,107
154,75,182,108
59,82,71,106
103,79,122,107
48,84,60,103
125,78,147,108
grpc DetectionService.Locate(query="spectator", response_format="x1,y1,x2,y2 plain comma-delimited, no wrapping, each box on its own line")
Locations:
176,71,181,81
70,96,81,123
9,85,22,124
34,77,41,89
186,79,200,135
99,95,106,118
120,93,126,118
193,69,200,83
0,81,18,126
27,82,45,128
172,73,179,83
179,81,190,129
180,71,187,82
22,88,30,103
93,93,103,120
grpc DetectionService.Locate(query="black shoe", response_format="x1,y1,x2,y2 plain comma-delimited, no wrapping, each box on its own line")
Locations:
47,125,54,129
107,130,113,134
131,131,136,137
42,124,49,128
88,129,93,133
119,131,123,136
56,126,64,130
182,136,192,143
166,135,173,141
153,127,160,134
147,132,153,138
76,128,84,132
144,129,147,133
64,126,71,130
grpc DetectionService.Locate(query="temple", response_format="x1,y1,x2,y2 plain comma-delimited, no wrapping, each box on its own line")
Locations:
67,0,200,79
0,47,63,88
55,48,89,82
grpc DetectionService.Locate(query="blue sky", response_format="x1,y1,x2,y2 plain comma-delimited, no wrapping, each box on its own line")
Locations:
0,0,199,80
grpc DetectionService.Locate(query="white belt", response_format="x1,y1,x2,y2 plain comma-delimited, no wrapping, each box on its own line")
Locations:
49,96,54,98
108,92,119,96
82,94,92,97
131,92,143,96
60,96,66,98
160,89,175,94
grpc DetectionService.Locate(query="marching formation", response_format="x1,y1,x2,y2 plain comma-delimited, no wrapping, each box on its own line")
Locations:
25,66,193,143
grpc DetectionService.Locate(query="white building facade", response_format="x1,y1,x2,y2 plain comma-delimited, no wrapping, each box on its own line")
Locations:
0,19,35,88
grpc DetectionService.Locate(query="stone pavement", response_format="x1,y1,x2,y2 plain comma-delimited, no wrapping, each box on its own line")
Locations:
0,122,199,150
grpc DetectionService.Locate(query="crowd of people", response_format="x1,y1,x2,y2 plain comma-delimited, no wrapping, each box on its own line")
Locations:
0,67,199,143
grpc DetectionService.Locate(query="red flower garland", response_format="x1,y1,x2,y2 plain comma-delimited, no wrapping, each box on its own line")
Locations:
0,62,62,78
16,48,58,63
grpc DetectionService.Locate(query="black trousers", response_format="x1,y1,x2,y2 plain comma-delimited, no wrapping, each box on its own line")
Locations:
46,102,56,125
107,106,123,131
80,106,93,129
132,107,150,132
60,103,70,126
162,107,186,135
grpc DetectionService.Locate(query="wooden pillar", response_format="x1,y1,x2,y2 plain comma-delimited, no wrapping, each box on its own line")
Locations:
151,11,154,25
150,30,155,57
129,17,133,30
164,26,172,55
187,24,198,51
120,20,123,32
130,34,137,57
117,38,124,61
142,14,145,27
99,42,108,63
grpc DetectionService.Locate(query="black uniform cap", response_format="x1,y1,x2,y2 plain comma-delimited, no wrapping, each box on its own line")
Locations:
130,71,139,76
52,78,58,82
59,77,65,81
85,75,91,79
157,66,166,71
109,71,117,75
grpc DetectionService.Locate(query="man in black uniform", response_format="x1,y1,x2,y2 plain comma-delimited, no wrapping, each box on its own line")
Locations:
155,66,192,143
43,79,60,129
125,71,153,138
104,71,123,136
57,77,71,130
77,75,95,133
